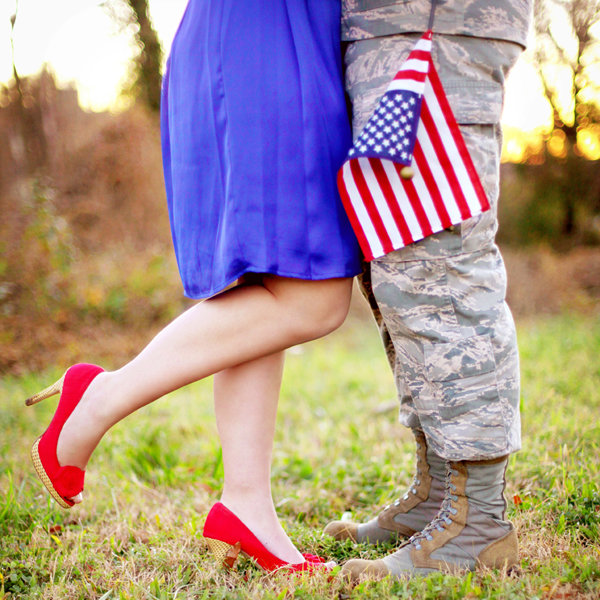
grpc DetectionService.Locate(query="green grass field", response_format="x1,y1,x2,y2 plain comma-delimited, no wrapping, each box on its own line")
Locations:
1,314,599,599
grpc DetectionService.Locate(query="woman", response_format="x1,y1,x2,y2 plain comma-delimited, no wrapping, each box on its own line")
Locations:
27,0,360,573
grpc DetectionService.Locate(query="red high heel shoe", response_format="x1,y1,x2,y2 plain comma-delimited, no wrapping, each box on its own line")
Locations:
26,363,104,509
203,502,332,572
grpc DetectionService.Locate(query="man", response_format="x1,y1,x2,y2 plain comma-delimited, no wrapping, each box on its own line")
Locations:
325,0,532,580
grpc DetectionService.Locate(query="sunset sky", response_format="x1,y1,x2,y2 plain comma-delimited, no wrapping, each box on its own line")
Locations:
0,0,563,160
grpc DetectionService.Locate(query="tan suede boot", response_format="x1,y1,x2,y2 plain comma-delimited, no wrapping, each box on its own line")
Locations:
342,457,518,581
324,430,446,543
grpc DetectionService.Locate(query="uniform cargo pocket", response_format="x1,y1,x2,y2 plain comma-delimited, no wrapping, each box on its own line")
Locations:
424,334,509,452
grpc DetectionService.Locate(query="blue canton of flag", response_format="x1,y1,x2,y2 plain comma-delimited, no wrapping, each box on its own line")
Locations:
347,90,422,166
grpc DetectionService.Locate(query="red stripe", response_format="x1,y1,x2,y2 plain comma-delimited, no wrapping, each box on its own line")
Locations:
407,50,431,62
420,100,471,220
337,167,373,260
394,70,427,82
427,59,489,211
413,141,452,227
349,159,395,255
394,163,434,237
369,159,414,246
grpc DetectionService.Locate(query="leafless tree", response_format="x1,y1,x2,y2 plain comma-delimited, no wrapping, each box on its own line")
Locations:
104,0,163,112
533,0,600,235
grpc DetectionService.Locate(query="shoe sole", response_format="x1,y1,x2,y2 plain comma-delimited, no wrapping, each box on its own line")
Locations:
30,437,73,509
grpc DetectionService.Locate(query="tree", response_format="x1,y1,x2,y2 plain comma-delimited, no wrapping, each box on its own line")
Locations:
533,0,600,236
104,0,163,112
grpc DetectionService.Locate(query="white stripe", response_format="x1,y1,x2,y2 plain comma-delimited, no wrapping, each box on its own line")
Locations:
400,58,429,73
423,78,482,214
386,79,426,94
417,118,463,223
411,163,443,232
414,38,432,52
342,162,384,258
358,158,404,249
381,160,423,242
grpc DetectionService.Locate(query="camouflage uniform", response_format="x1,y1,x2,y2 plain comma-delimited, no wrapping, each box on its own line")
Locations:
343,0,531,460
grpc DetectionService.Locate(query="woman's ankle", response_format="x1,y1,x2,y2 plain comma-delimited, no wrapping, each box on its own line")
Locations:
56,372,112,469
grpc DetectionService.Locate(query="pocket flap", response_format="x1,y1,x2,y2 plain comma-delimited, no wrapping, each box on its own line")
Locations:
441,81,504,125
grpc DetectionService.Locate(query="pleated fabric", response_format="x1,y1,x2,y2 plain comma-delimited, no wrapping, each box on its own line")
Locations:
161,0,362,299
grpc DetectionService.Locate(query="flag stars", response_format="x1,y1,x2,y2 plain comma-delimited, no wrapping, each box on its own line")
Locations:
346,88,420,163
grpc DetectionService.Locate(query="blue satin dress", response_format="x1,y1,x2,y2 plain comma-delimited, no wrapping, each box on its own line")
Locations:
161,0,361,299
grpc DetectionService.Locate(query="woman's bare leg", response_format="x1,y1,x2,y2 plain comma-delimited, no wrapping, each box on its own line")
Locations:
56,275,352,474
214,351,303,563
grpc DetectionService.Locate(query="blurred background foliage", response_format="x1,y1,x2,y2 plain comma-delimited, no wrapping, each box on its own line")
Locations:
1,0,599,375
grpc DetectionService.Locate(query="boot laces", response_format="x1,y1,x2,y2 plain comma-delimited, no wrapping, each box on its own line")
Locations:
409,465,459,550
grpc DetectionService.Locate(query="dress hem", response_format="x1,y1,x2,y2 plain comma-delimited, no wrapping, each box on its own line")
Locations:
182,264,361,300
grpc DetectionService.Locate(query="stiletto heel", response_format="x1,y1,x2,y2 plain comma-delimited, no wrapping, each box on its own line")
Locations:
25,374,66,406
203,502,332,573
27,363,104,509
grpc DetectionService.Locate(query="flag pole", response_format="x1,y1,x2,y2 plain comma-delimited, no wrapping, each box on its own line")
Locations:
427,0,441,31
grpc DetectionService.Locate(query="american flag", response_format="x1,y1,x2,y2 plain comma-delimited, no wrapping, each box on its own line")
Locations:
338,31,490,261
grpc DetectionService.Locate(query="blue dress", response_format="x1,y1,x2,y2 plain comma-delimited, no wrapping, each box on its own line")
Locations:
161,0,361,299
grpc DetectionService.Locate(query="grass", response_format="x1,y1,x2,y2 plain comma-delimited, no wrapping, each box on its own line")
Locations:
1,313,599,599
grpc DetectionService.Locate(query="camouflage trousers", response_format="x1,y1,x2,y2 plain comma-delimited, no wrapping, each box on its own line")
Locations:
346,33,523,461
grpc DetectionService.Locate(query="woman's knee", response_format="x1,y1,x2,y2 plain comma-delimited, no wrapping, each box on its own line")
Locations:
265,276,353,341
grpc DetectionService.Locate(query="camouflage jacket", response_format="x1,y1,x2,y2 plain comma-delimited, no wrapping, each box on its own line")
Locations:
341,0,532,48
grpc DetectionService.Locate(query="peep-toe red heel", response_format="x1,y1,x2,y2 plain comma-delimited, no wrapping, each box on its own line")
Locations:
203,502,332,573
26,363,104,509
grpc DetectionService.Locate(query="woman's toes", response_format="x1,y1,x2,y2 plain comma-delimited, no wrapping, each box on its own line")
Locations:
70,492,83,504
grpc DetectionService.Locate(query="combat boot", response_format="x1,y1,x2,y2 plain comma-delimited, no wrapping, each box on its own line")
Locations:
341,456,518,581
324,430,446,543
